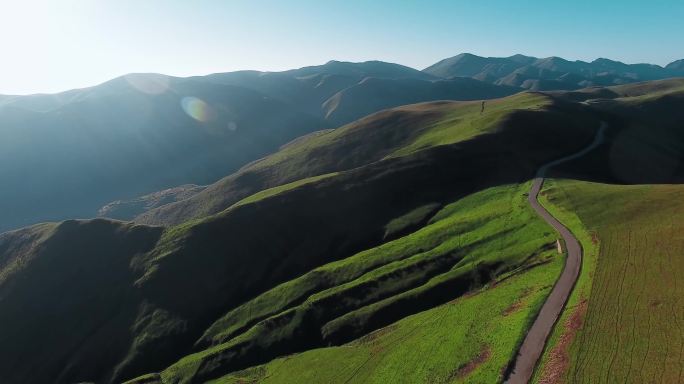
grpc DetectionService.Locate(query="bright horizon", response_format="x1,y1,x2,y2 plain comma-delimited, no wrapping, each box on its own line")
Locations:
2,0,683,95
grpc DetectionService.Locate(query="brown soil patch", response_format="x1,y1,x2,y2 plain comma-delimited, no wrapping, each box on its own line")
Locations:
503,288,533,316
451,345,492,380
448,290,478,305
503,301,523,316
538,299,588,384
590,231,599,245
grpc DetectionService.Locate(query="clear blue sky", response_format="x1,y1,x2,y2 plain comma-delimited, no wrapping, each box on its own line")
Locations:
2,0,683,94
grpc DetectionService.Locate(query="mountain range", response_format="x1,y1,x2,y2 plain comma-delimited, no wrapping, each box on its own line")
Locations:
424,53,684,89
1,54,682,233
1,74,683,383
1,40,684,384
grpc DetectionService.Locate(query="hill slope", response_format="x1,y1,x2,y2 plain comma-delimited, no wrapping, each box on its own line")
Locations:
0,75,326,232
321,76,520,124
0,90,599,384
2,61,520,231
134,92,583,226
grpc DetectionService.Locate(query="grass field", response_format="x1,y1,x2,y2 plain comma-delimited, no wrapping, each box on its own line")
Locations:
533,180,684,383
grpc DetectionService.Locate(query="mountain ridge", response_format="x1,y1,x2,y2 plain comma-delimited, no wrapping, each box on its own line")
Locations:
423,53,684,89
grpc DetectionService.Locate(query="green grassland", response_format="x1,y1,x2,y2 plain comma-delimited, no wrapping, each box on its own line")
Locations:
211,253,561,384
387,93,547,158
126,182,562,383
533,180,684,383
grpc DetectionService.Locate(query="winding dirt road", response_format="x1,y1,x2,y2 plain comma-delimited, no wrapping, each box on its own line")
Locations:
505,122,607,384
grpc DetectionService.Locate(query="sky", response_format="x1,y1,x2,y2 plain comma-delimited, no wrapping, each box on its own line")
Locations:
1,0,683,95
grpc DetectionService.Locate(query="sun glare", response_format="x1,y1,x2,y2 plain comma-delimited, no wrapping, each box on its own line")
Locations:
181,96,214,122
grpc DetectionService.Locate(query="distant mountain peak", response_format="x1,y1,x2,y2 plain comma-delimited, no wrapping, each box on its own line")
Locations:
453,52,479,59
593,57,623,65
666,59,684,71
424,53,680,88
507,54,537,64
538,56,571,64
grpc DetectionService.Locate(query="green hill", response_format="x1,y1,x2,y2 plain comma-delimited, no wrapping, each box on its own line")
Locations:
136,92,589,227
0,89,599,383
144,183,563,384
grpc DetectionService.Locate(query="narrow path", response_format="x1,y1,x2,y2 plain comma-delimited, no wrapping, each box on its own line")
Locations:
505,122,607,384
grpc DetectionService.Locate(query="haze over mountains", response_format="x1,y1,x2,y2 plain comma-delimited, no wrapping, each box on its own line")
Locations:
0,53,683,233
424,53,684,90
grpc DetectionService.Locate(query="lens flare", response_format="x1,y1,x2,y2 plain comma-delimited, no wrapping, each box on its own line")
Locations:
181,97,214,122
125,74,169,95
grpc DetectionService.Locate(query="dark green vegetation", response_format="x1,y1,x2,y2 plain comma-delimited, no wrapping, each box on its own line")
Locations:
0,220,164,384
551,78,684,184
0,88,601,383
424,53,684,91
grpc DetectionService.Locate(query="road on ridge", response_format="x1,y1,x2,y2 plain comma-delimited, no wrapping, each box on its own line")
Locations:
505,122,607,384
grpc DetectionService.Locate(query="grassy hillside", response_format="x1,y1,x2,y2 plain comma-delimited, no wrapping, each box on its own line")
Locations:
98,185,207,220
321,77,520,124
533,181,684,383
0,220,164,384
136,92,590,227
0,89,600,384
210,255,559,384
128,182,563,383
